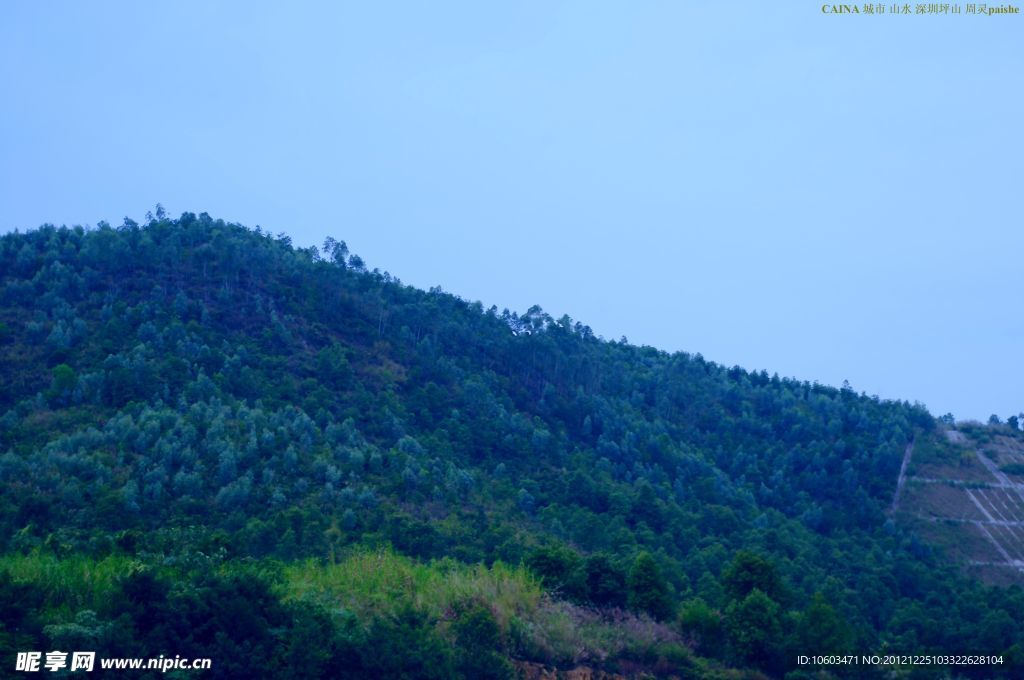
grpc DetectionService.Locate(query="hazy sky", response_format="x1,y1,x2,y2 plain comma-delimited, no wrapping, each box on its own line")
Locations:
2,2,1021,421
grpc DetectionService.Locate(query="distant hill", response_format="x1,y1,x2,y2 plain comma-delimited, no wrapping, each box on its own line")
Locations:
1,212,1020,678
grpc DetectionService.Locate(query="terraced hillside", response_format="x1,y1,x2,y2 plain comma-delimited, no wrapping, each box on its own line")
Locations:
894,425,1024,586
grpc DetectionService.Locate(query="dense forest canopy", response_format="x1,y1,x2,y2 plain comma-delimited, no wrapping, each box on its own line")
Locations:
1,212,1020,678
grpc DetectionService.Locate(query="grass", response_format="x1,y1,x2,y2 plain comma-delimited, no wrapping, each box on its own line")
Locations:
0,551,137,618
2,547,696,669
281,547,543,629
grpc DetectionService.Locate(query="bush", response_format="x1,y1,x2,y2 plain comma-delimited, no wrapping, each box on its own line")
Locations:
452,601,514,680
361,605,456,680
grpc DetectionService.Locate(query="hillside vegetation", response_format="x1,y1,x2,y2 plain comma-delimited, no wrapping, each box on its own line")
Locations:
1,212,1021,678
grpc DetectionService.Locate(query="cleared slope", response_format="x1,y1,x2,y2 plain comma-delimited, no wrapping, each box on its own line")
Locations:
894,426,1024,586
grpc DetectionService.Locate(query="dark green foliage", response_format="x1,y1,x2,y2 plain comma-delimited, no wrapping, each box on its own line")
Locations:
111,569,289,678
725,589,782,671
0,570,45,667
317,343,352,389
0,214,1017,678
47,363,77,405
451,602,514,680
794,593,852,656
678,598,725,657
360,606,456,679
584,553,628,608
722,551,785,604
277,604,361,680
526,545,587,602
627,552,674,620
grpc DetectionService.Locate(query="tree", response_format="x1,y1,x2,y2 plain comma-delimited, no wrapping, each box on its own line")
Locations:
516,489,535,514
795,592,852,656
678,598,725,657
48,364,77,404
322,237,349,266
722,551,784,604
725,588,782,670
627,552,673,620
526,545,586,601
451,602,513,680
584,554,627,608
361,606,455,679
317,344,352,387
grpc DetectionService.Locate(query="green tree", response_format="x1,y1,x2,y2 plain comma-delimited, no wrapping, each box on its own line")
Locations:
627,551,674,620
584,553,627,608
678,598,725,657
451,602,513,680
725,588,782,670
361,606,455,679
722,551,784,604
795,592,852,656
47,363,77,404
317,343,352,387
526,545,586,601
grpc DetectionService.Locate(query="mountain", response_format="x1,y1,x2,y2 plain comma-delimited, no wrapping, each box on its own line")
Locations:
1,212,1020,678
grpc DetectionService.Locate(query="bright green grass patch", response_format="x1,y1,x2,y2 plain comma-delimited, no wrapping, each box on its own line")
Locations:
282,548,543,628
0,551,138,617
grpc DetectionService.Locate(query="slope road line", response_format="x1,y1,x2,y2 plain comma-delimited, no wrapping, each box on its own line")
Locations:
977,451,1024,503
966,489,1024,571
891,439,915,513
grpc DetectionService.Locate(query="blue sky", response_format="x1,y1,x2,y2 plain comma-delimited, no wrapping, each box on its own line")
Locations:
2,2,1021,421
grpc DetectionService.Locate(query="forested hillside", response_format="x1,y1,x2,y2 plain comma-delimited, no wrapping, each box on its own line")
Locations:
1,212,1021,678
